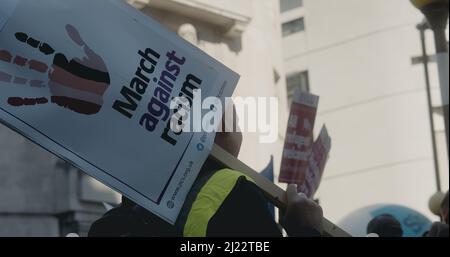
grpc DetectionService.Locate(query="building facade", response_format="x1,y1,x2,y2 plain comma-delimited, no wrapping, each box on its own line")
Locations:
280,0,449,225
0,0,287,236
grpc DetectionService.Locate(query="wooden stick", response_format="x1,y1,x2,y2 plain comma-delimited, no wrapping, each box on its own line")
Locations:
210,144,351,237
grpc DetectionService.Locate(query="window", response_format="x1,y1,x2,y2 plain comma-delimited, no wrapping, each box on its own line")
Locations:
280,0,303,13
286,71,309,104
282,17,305,37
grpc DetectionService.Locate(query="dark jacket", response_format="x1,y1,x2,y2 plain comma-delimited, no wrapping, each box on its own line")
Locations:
88,158,318,237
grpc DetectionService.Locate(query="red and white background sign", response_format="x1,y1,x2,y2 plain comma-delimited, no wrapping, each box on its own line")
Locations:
300,126,331,198
279,90,331,198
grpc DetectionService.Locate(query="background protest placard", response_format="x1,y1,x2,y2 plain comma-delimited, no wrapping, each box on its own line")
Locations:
0,0,239,224
279,90,318,185
279,89,331,197
299,126,331,198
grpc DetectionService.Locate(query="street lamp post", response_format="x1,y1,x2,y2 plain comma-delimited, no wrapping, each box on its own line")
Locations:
417,20,442,192
411,0,449,158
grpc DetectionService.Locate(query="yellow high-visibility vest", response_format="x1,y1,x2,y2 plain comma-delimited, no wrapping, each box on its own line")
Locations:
183,169,252,237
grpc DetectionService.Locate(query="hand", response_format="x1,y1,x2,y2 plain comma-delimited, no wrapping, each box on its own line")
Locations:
0,24,110,115
282,184,324,237
214,104,242,158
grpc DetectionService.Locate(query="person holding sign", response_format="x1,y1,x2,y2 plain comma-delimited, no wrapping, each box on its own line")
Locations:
89,109,324,237
0,0,333,237
0,0,241,225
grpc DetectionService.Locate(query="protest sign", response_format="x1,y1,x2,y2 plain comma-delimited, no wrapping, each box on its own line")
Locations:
299,126,331,198
279,89,319,185
0,0,239,224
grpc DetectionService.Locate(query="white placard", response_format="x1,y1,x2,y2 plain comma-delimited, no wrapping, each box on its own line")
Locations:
0,0,239,224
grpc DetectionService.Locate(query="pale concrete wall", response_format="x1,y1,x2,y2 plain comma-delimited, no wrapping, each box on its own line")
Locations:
188,0,251,17
0,124,112,236
0,125,58,214
231,0,288,174
0,216,59,237
0,124,60,236
281,0,449,224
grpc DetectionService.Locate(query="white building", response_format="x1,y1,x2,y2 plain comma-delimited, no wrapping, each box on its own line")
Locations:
280,0,449,225
0,0,288,236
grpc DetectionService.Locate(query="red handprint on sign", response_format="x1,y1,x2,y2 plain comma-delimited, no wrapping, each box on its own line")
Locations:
0,24,110,115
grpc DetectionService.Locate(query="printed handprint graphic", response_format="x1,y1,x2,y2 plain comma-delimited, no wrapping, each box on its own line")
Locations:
0,24,110,115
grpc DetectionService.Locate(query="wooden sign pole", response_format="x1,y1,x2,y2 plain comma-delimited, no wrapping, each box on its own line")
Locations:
210,144,351,237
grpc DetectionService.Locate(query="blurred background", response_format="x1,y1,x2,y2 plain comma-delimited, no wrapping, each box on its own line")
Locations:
0,0,448,236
